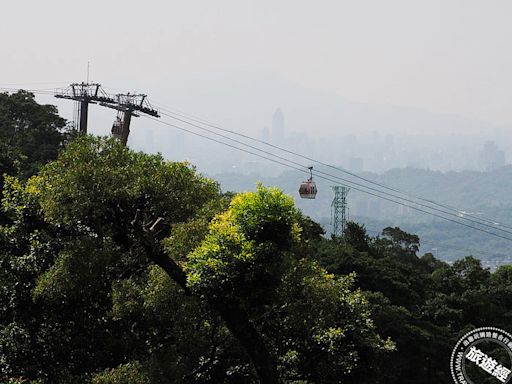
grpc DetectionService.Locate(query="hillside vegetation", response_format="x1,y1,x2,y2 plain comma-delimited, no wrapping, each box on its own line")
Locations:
1,93,511,384
216,166,512,262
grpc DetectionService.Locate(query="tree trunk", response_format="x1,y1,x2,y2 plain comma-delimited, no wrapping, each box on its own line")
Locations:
214,299,279,384
150,250,279,383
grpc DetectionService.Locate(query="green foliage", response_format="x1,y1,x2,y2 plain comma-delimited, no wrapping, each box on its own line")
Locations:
92,362,150,384
0,90,71,180
343,221,370,252
32,237,116,302
185,185,300,302
270,259,394,383
0,379,44,384
4,130,510,383
313,221,512,384
38,136,219,230
381,226,420,254
226,184,299,246
0,137,223,382
0,90,71,228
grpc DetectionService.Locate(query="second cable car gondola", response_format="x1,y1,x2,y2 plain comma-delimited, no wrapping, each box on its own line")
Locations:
111,116,123,140
299,166,317,199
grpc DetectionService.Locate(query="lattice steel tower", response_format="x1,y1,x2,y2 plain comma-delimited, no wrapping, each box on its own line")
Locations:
331,186,350,237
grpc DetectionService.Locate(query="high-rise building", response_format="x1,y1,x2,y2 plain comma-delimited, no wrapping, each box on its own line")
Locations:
272,108,284,144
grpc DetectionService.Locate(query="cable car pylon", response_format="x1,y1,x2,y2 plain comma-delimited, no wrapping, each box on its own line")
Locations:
101,93,159,146
55,83,159,146
55,83,116,134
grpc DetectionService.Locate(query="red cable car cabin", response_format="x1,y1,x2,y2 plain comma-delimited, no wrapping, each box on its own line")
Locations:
299,167,317,199
111,117,123,140
299,179,317,199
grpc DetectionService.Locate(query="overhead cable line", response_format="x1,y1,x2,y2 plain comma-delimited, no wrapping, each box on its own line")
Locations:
0,82,70,86
150,111,512,237
144,115,512,243
6,84,509,233
151,101,511,231
7,84,509,231
0,87,57,95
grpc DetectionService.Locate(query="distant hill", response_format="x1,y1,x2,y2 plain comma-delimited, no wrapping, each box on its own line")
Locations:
213,166,512,264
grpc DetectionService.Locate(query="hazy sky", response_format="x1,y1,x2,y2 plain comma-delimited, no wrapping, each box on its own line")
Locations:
2,1,512,135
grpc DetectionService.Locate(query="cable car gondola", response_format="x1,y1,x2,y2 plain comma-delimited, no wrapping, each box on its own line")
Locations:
299,166,317,199
111,117,123,140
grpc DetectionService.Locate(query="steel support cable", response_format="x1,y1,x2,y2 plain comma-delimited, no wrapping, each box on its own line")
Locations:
151,102,512,231
3,85,505,231
4,85,506,231
150,112,512,237
0,82,70,86
144,115,512,243
0,87,57,95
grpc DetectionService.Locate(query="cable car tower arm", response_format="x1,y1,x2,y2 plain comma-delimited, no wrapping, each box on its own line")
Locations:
55,83,159,145
54,83,116,134
100,93,160,146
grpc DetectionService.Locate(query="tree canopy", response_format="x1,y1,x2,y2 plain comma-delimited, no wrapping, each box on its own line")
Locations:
0,90,71,180
1,95,511,383
1,137,391,383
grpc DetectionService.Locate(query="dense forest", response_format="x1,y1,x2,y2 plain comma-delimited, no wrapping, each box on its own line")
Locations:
1,91,512,383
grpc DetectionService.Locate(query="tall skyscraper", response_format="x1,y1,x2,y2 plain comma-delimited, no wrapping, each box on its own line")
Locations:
272,108,284,145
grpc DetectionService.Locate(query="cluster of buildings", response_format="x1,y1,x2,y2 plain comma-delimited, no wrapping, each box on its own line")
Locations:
131,107,509,176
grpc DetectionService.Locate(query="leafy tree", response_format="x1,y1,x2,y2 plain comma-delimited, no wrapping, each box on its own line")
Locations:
489,265,512,328
380,226,420,255
1,138,390,383
185,187,392,382
0,90,72,228
0,137,219,382
0,90,71,180
343,221,370,252
315,223,465,384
